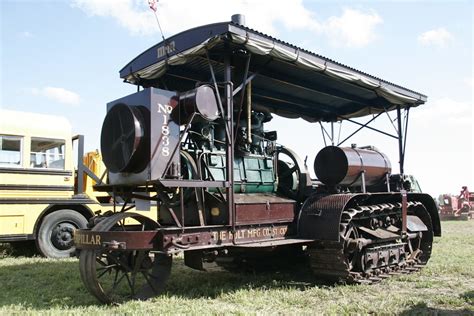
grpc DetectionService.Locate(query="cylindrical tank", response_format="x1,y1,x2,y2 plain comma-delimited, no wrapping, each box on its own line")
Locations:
314,146,391,187
171,85,219,124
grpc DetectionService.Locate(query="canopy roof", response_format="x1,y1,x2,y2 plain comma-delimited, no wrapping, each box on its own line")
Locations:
120,21,427,122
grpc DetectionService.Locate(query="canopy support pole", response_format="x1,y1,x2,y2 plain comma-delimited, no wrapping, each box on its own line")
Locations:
402,107,410,170
206,50,231,143
223,49,235,237
397,106,404,175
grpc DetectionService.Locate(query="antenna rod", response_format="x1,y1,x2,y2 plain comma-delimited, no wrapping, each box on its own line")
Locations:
148,0,165,41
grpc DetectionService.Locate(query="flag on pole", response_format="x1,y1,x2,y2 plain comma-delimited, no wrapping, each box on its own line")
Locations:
148,0,158,12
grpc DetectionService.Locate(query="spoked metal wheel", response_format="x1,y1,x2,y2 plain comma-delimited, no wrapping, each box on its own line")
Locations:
79,212,172,304
406,203,434,265
341,223,360,271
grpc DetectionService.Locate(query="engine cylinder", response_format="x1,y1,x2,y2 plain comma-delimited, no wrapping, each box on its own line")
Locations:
172,85,219,124
314,146,391,187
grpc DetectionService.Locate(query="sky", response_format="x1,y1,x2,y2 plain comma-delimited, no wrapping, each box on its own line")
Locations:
1,0,472,198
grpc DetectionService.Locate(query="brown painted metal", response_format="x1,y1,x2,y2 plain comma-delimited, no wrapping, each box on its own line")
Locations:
75,223,295,253
314,146,391,187
234,194,295,225
74,230,157,250
401,190,408,235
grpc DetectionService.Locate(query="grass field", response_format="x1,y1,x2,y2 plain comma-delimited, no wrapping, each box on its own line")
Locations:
1,221,473,315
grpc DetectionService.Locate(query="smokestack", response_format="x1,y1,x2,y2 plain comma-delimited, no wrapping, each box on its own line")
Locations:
231,14,246,26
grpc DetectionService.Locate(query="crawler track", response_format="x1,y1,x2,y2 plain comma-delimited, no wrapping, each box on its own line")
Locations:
308,202,432,284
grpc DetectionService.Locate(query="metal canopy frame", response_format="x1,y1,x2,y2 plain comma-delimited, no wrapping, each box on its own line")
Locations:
318,106,411,175
119,21,426,122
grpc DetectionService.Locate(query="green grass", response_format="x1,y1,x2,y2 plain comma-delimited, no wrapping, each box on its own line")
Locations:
1,221,473,315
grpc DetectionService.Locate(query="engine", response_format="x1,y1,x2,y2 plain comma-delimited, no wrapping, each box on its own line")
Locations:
100,86,285,225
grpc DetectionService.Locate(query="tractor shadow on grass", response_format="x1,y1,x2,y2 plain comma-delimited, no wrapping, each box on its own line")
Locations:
163,256,333,299
400,300,473,316
0,256,331,308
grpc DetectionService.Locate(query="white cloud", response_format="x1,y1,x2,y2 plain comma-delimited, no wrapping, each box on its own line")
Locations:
71,0,320,36
418,27,453,47
31,87,81,105
71,0,381,47
464,77,473,88
412,97,472,126
19,31,33,38
324,8,382,48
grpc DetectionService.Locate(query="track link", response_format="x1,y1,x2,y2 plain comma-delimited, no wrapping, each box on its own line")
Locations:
308,201,429,284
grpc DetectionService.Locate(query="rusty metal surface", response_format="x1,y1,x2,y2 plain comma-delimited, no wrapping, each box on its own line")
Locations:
234,193,295,225
307,200,434,284
160,223,292,251
75,230,157,250
401,190,408,234
234,193,295,204
298,193,357,241
75,222,295,253
357,226,400,239
314,146,391,187
232,238,314,248
235,203,294,225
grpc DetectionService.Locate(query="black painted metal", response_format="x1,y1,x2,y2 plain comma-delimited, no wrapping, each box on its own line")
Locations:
337,112,384,146
298,193,356,241
397,106,404,175
75,135,85,194
224,51,235,235
117,22,426,125
339,115,398,140
0,168,72,176
402,107,410,171
120,22,426,102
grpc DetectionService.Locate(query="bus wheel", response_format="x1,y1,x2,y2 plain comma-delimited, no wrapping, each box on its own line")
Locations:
37,209,88,259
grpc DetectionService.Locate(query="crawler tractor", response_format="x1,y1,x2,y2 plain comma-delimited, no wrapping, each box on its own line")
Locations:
75,15,441,303
439,186,474,220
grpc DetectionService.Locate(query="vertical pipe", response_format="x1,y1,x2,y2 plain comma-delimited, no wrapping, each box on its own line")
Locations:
402,108,410,165
361,171,366,193
397,106,407,236
386,173,391,192
246,81,252,144
397,106,404,175
224,52,235,232
401,190,407,235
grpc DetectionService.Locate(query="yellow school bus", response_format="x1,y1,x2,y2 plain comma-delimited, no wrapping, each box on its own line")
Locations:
0,109,157,258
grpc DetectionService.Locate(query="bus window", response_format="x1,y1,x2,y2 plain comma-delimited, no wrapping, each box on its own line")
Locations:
0,135,22,167
30,138,65,169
